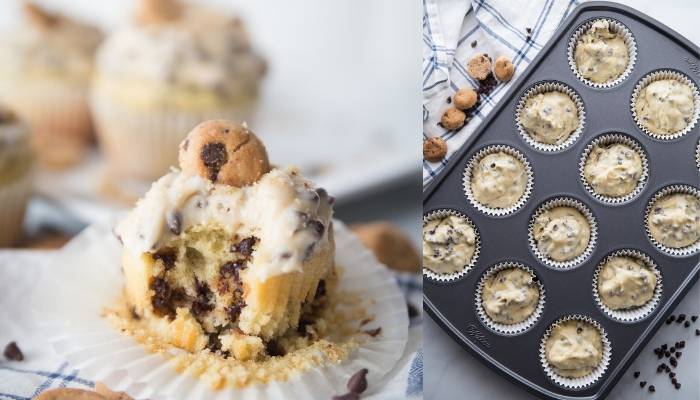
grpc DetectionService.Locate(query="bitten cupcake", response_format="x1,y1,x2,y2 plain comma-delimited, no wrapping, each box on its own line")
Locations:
0,106,33,246
91,0,266,182
0,3,102,167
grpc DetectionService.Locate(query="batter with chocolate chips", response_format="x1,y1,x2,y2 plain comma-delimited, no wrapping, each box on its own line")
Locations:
574,20,629,84
583,142,643,197
520,91,579,145
635,79,695,135
482,268,539,324
533,206,591,262
597,256,657,310
545,320,603,378
423,215,476,274
470,151,528,209
647,193,700,249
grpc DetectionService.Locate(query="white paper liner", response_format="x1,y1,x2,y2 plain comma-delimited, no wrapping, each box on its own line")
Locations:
631,70,700,141
644,184,700,257
578,133,649,205
567,18,637,88
29,220,409,400
474,262,545,335
528,197,598,269
462,145,534,216
515,82,586,152
422,209,480,282
539,315,611,389
695,138,700,171
592,249,662,323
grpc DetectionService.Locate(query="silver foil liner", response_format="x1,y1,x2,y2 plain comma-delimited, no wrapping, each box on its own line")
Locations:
528,197,598,269
423,209,481,282
631,70,700,141
578,133,649,205
474,262,545,335
567,18,637,88
515,82,586,152
644,185,700,257
592,249,662,323
539,315,612,389
462,145,534,216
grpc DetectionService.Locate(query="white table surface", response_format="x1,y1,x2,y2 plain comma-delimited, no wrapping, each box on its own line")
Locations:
424,1,700,399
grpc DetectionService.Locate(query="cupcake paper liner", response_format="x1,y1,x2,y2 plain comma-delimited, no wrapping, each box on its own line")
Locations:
578,133,649,205
515,82,586,152
539,314,611,390
462,145,534,216
644,184,700,257
474,262,545,336
631,70,700,141
423,209,481,283
0,167,33,247
528,197,598,270
695,138,700,171
29,221,408,399
567,18,637,88
592,249,662,323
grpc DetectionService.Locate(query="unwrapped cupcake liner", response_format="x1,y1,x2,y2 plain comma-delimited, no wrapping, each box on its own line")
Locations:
0,166,33,247
644,184,700,256
462,144,534,216
578,133,649,205
631,70,700,141
474,262,545,335
592,249,662,323
29,221,409,400
539,314,611,390
528,197,598,269
515,82,586,152
567,18,637,88
422,209,480,283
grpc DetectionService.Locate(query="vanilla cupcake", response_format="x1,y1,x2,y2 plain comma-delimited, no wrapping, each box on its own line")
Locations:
0,106,33,246
0,3,102,167
91,0,266,183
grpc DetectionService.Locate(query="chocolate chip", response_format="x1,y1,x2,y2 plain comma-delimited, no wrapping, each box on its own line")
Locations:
408,303,419,318
308,220,325,237
231,236,258,257
675,382,681,389
526,27,532,34
667,315,676,324
670,347,676,353
696,329,699,336
150,277,185,318
130,306,140,320
191,280,214,318
206,333,222,353
446,97,452,104
657,364,664,373
692,315,698,322
167,210,182,235
226,304,243,320
672,377,678,384
640,381,647,388
633,371,640,378
649,385,655,392
679,341,686,348
470,40,477,48
265,340,285,357
676,352,682,358
576,327,583,334
665,351,671,358
670,372,676,378
314,280,326,300
332,393,359,400
670,357,677,367
152,248,177,270
347,368,368,394
200,142,228,181
661,344,668,350
364,327,382,337
3,342,23,361
684,321,691,328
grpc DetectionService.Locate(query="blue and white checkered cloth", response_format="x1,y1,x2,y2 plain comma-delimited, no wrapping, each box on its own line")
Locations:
423,0,582,185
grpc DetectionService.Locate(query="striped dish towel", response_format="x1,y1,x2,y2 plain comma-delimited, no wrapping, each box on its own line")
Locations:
423,0,583,185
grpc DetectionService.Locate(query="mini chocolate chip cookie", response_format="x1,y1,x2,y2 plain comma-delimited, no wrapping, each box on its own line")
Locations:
454,88,478,110
424,137,447,162
468,53,493,81
494,56,515,81
35,388,107,400
441,107,467,131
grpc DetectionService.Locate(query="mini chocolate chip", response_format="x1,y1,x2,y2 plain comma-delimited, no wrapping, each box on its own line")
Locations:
670,357,677,367
206,333,222,353
679,341,685,348
446,97,451,104
308,220,325,237
676,352,682,358
661,344,668,350
640,381,647,388
633,371,640,378
576,327,583,334
167,210,182,235
232,236,258,257
692,315,698,322
265,340,285,357
347,368,369,394
670,372,676,378
152,248,177,270
408,303,419,318
670,347,676,353
665,351,671,358
332,393,359,400
471,40,477,48
200,142,228,181
684,321,691,328
220,261,246,282
667,315,676,324
675,382,681,389
314,280,326,300
648,385,655,392
226,304,243,320
672,377,678,384
696,329,699,336
526,27,532,34
3,342,23,361
364,327,382,337
657,364,665,373
130,306,140,320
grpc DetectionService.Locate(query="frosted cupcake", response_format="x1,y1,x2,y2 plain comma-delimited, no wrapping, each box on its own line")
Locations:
0,3,102,167
91,0,266,183
0,106,33,246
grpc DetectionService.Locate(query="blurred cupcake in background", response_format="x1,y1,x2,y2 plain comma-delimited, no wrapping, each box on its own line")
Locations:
0,105,33,247
0,2,102,168
91,0,266,185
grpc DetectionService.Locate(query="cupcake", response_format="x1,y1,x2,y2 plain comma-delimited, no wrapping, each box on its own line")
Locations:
0,106,33,246
574,20,629,84
544,319,603,378
481,268,539,324
422,214,476,275
91,0,266,183
596,256,656,310
519,91,579,145
0,3,102,167
583,142,643,198
646,192,699,249
470,151,528,209
634,78,695,136
114,120,335,363
532,206,590,262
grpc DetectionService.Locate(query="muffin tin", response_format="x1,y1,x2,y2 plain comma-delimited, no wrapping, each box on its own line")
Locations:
423,2,700,399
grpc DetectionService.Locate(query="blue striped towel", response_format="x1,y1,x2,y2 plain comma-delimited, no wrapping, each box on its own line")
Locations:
423,0,583,185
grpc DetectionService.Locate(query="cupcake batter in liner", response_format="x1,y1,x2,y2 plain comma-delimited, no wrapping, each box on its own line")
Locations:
516,82,586,152
423,209,480,283
592,249,662,323
474,262,545,336
644,185,700,257
462,145,534,216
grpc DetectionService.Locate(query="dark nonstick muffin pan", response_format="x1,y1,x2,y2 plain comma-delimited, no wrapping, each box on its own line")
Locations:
423,2,700,399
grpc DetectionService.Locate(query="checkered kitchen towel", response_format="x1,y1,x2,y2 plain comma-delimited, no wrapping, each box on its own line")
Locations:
0,251,423,399
423,0,583,185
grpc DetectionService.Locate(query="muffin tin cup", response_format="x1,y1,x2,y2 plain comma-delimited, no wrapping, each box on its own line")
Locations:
592,249,663,323
423,209,481,282
630,70,700,141
578,133,649,205
539,315,612,390
515,82,586,152
567,18,637,88
528,197,598,269
462,145,534,216
474,262,545,336
644,184,700,257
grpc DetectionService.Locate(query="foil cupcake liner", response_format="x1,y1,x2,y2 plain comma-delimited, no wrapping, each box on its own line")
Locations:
515,82,586,152
528,197,598,269
644,184,700,257
474,262,545,335
631,70,700,141
567,18,637,88
462,145,534,216
423,209,480,283
592,249,662,323
539,315,612,389
578,133,649,205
